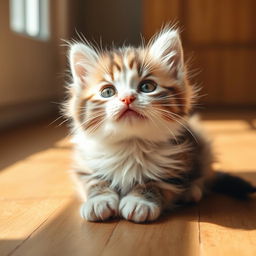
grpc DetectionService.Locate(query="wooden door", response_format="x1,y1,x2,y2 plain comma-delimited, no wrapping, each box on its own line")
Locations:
143,0,256,107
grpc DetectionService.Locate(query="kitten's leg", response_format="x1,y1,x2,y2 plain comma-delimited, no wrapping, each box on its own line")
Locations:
180,177,208,204
119,184,170,223
79,180,119,221
181,184,203,203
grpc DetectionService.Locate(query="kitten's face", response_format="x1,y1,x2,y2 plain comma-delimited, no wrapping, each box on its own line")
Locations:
68,29,195,141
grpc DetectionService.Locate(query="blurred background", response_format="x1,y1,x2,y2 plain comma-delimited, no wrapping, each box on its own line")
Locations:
0,0,256,130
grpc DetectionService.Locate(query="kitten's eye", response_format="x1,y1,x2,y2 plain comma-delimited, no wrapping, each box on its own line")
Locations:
139,80,157,93
101,86,116,98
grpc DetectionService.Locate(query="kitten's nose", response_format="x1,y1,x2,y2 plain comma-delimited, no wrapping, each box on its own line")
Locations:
120,95,136,105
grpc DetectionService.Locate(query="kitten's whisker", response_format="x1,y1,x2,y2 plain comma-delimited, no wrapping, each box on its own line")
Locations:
48,115,69,127
147,108,179,144
153,104,188,107
48,115,65,126
151,96,192,100
153,89,187,98
170,115,198,144
57,118,70,127
151,106,198,143
69,112,106,136
77,112,106,123
158,111,198,144
86,115,108,134
83,111,110,134
140,109,158,128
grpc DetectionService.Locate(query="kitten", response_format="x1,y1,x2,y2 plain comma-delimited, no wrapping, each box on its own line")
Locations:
64,27,256,223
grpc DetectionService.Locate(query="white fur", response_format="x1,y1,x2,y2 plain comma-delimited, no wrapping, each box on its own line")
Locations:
80,193,119,221
73,130,191,196
119,194,161,222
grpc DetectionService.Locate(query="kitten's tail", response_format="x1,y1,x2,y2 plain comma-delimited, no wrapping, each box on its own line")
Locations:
210,172,256,199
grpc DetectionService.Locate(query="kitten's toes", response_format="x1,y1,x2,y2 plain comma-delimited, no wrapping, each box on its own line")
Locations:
120,195,161,223
80,194,119,221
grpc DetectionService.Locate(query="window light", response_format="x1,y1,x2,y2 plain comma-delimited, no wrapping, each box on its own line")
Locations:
10,0,50,40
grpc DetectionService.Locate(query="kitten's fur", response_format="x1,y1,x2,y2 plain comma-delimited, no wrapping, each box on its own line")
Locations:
65,28,255,223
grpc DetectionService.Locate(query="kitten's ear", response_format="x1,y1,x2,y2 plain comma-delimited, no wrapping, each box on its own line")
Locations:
69,43,98,87
149,28,184,81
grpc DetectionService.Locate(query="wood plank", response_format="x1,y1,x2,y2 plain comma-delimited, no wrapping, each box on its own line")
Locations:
202,111,256,174
0,141,73,199
8,201,199,256
0,121,74,199
0,198,69,256
102,207,200,256
199,195,256,256
10,198,118,256
185,0,256,44
0,119,68,171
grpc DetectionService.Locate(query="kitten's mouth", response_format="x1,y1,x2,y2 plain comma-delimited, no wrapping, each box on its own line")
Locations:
117,108,146,121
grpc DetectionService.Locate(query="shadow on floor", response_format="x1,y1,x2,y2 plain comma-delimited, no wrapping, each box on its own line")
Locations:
0,117,69,172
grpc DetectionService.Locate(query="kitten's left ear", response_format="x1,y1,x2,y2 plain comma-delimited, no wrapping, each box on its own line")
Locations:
149,28,184,81
69,43,98,88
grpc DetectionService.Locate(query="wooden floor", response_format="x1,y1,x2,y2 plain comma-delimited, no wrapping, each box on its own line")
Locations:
0,111,256,256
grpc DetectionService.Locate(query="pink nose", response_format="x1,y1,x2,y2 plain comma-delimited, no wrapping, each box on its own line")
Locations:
120,95,136,105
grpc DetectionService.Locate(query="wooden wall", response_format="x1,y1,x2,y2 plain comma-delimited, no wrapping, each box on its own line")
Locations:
143,0,256,107
75,0,142,47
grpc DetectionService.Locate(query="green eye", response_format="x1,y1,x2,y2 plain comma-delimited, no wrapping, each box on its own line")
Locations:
101,86,116,98
139,80,157,93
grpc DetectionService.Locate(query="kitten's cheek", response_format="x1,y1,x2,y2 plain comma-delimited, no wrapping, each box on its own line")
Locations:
104,109,112,120
105,105,118,120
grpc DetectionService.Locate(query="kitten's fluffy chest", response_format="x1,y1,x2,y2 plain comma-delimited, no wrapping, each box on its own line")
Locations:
74,134,188,194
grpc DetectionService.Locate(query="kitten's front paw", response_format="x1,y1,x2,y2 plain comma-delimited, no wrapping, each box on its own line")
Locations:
119,195,161,223
80,193,119,221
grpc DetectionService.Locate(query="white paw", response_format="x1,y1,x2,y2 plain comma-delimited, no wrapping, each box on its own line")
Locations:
80,194,119,221
119,195,161,223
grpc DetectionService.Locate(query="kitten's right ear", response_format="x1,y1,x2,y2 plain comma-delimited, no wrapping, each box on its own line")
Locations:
69,43,98,87
149,28,184,82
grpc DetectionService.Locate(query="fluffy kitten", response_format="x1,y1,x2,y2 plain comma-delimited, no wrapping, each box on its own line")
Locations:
65,28,256,223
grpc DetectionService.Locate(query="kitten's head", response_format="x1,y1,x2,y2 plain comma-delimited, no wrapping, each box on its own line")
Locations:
66,28,196,142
